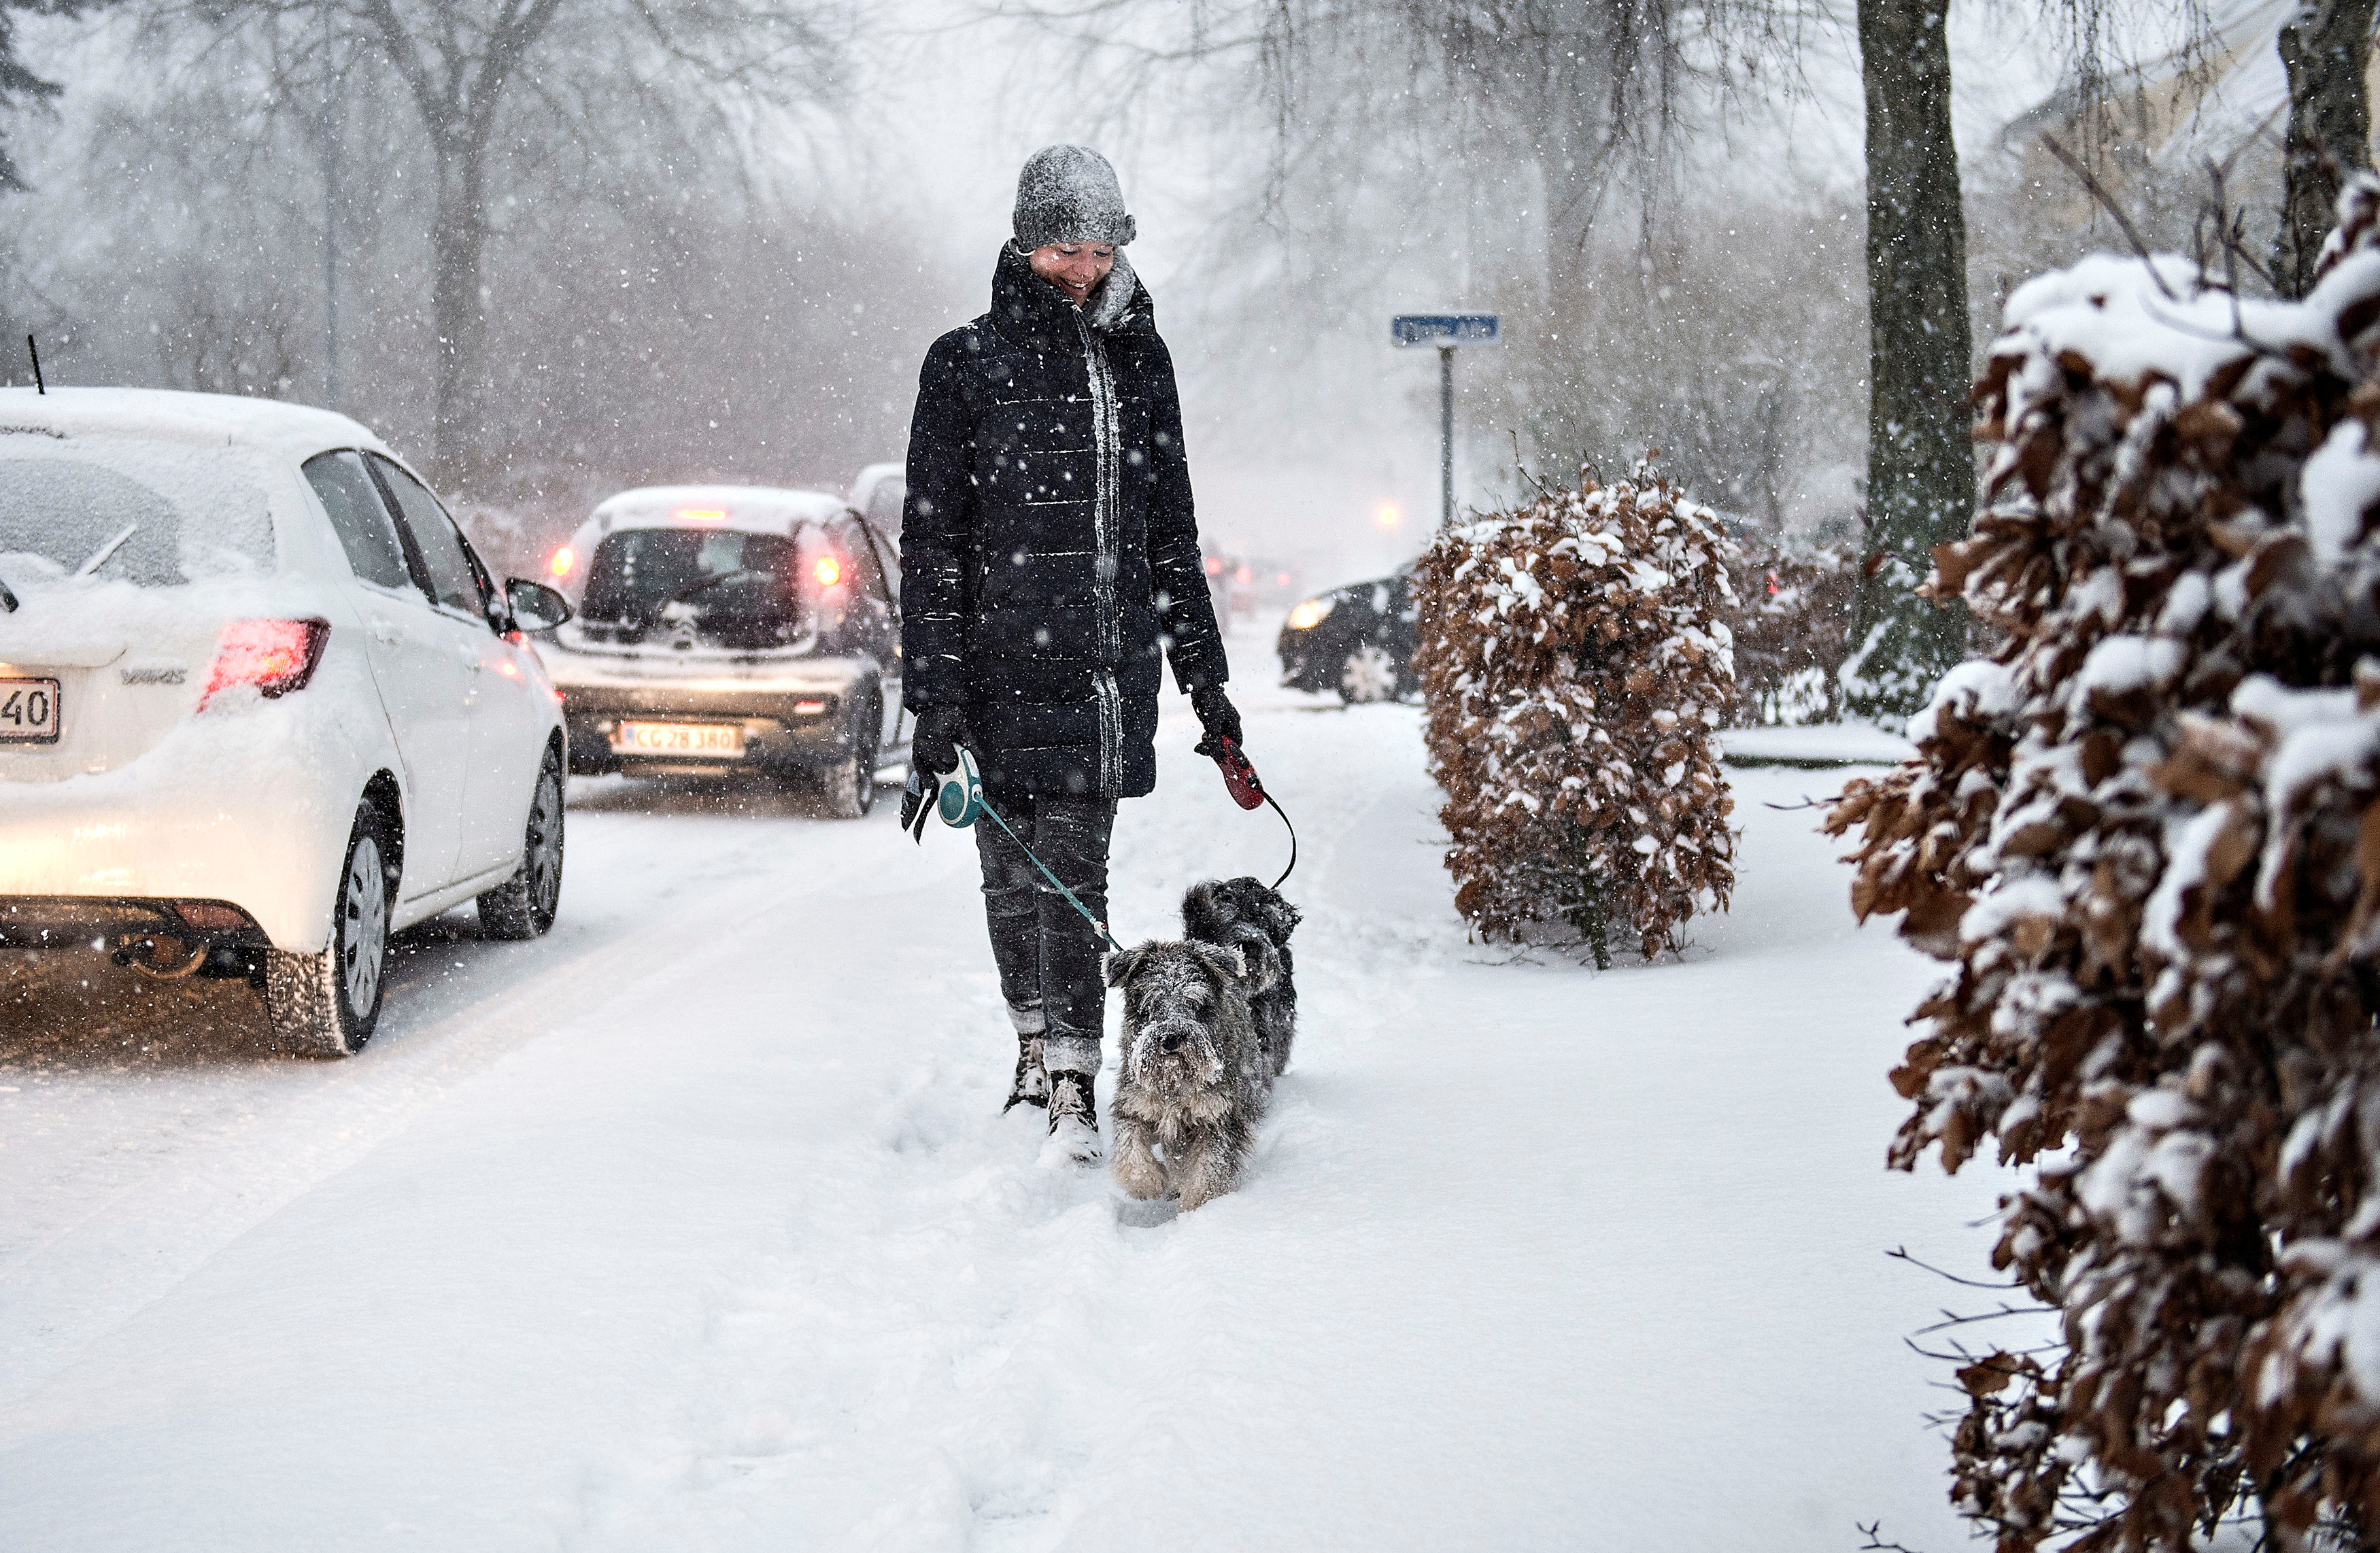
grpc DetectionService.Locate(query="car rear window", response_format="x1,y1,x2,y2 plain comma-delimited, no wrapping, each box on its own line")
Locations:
581,528,808,641
0,432,276,587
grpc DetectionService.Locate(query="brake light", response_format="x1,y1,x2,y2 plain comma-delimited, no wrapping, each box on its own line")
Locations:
203,619,330,706
173,900,254,932
813,555,843,587
675,508,728,523
1204,556,1223,577
549,545,575,579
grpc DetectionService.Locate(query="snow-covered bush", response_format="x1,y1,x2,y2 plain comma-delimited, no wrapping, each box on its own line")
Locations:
1726,544,1855,726
1826,178,2380,1548
1414,463,1737,963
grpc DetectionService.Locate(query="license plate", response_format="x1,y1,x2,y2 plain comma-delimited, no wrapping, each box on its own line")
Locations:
611,720,745,757
0,678,60,744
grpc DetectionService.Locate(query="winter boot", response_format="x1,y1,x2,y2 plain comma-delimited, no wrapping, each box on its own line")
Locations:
1004,1037,1051,1112
1040,1068,1101,1165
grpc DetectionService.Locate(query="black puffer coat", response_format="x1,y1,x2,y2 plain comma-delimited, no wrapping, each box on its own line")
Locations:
900,245,1227,798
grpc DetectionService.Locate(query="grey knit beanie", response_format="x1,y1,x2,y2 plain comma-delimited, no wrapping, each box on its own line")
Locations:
1012,145,1136,250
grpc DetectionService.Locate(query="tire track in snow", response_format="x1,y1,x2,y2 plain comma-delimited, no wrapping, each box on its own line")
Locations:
0,788,925,1410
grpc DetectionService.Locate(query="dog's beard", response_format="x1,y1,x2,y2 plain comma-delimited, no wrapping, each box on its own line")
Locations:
1125,1025,1221,1087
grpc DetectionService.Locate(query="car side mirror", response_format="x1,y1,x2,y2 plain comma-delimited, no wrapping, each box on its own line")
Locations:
505,579,573,632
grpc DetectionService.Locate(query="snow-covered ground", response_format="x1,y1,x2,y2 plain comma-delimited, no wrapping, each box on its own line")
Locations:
0,621,2014,1551
1719,721,1918,767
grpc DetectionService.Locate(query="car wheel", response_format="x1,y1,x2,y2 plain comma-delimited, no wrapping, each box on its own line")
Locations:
819,700,880,819
479,746,566,940
1339,643,1399,704
262,802,395,1058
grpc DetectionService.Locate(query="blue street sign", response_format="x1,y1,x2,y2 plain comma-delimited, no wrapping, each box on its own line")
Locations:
1391,313,1500,347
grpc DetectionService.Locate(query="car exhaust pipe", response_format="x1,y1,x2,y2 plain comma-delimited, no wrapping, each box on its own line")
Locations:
113,934,209,979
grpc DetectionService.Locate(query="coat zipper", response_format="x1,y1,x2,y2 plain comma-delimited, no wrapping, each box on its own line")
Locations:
1076,309,1125,790
1075,311,1123,664
1094,668,1123,791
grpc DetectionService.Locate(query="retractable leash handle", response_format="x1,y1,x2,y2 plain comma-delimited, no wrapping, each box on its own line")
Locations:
1210,736,1265,812
906,746,1119,952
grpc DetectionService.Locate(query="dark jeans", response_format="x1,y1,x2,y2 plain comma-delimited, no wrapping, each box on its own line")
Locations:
976,793,1117,1076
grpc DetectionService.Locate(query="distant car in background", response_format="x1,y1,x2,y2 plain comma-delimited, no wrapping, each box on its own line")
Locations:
537,485,905,817
849,463,904,535
1202,549,1303,621
0,387,573,1057
1277,564,1420,704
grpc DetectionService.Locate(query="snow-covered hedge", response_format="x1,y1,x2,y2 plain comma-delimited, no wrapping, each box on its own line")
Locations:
1414,464,1737,963
1826,177,2380,1547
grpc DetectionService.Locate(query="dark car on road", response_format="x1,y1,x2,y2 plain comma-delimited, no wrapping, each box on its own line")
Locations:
1277,563,1419,703
538,485,907,817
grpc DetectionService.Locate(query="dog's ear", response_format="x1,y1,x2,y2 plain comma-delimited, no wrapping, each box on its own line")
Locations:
1103,946,1145,988
1189,942,1248,987
1180,880,1228,938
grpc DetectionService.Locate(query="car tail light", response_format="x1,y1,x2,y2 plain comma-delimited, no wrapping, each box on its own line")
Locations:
203,619,330,706
173,900,255,932
793,698,828,715
549,545,575,579
813,555,843,587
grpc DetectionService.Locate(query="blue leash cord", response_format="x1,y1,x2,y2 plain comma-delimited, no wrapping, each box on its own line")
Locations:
976,793,1121,954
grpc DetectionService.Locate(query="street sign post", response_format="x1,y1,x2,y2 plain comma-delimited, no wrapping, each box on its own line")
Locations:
1392,314,1500,529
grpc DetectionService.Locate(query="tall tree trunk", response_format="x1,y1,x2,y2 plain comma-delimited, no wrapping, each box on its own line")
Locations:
428,139,491,477
2273,0,2379,298
1847,0,1975,723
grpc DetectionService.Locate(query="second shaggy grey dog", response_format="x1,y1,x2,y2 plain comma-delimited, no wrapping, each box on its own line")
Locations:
1104,934,1277,1211
1180,876,1300,1076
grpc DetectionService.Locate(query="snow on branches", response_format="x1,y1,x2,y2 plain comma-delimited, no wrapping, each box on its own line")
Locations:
1826,177,2380,1549
1414,463,1737,963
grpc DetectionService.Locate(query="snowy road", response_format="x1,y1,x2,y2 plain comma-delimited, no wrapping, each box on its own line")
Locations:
0,636,2018,1551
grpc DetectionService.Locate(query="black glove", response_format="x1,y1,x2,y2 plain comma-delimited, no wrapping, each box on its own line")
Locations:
1190,685,1243,758
902,705,968,842
912,704,966,779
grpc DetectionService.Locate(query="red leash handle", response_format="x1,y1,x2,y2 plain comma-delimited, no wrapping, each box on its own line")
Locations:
1211,736,1265,812
1210,735,1299,888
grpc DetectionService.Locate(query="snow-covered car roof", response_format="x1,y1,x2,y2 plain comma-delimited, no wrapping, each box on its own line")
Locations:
0,386,390,464
847,462,902,509
590,485,852,539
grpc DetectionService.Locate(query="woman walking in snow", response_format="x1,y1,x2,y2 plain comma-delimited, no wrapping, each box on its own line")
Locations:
898,144,1240,1163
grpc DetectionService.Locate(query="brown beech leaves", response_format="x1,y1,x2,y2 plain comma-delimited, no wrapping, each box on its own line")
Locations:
1414,464,1737,963
1827,179,2380,1549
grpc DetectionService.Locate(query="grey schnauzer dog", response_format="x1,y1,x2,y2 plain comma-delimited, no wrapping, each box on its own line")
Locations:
1105,936,1276,1211
1104,878,1302,1211
1180,877,1300,1077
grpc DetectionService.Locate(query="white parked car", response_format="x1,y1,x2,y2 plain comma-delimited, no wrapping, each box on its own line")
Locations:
0,388,574,1056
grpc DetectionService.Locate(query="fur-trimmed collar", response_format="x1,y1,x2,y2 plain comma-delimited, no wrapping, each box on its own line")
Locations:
988,244,1153,352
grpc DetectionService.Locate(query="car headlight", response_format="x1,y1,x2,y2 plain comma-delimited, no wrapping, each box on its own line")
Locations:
1285,596,1333,630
